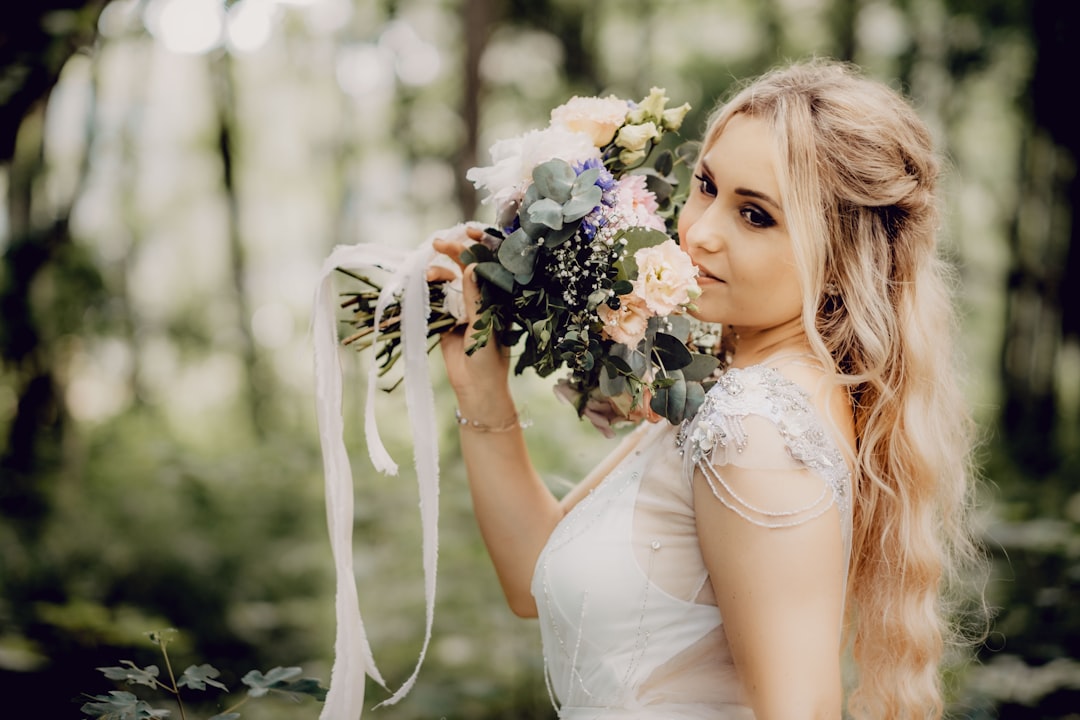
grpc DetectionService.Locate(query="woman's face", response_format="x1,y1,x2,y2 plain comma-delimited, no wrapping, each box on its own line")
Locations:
678,113,804,334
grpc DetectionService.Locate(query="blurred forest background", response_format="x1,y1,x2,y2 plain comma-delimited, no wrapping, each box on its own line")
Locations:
1,0,1077,718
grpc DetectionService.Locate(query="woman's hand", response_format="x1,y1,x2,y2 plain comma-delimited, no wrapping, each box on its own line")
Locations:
428,226,515,421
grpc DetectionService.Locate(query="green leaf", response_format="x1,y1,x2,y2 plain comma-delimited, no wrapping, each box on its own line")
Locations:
611,279,633,296
645,173,674,205
654,149,674,177
461,242,494,265
81,691,170,720
572,166,601,192
604,354,634,376
617,227,671,279
497,228,540,276
527,197,565,230
599,364,627,397
99,662,160,689
675,140,701,165
652,331,693,370
665,314,690,340
681,353,721,383
543,221,579,249
684,381,706,419
178,664,228,692
278,677,329,701
561,186,602,222
532,159,575,203
242,667,303,698
474,261,515,293
650,370,688,423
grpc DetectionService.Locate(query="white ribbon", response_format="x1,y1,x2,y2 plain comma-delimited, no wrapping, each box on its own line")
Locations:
312,224,475,720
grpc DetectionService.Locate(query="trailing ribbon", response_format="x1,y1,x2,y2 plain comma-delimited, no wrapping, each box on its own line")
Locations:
312,223,476,720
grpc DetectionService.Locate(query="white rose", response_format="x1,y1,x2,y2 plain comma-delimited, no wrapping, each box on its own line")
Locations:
467,126,600,208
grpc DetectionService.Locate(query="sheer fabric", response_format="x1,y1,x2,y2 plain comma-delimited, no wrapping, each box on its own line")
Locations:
531,364,853,718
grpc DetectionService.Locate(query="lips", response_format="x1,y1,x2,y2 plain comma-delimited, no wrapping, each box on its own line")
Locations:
693,265,722,283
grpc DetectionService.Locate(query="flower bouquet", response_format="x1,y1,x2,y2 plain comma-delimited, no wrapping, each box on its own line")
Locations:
341,88,722,426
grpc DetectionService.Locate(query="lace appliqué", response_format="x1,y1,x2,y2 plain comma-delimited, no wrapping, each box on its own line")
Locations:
677,365,851,529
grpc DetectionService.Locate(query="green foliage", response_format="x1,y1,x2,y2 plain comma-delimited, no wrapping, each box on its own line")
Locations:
82,630,326,720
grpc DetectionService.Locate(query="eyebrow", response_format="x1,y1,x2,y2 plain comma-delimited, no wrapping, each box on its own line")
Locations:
699,159,783,214
735,187,782,214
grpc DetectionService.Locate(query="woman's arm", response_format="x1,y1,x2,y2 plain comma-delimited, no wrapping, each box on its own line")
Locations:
695,477,845,719
433,232,564,618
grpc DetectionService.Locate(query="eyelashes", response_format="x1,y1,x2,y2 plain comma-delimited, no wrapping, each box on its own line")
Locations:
694,173,716,197
693,173,777,229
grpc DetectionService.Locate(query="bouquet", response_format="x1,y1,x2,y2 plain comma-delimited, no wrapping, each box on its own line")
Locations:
340,88,723,426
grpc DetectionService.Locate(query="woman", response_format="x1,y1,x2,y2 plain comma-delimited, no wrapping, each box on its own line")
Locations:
434,60,978,719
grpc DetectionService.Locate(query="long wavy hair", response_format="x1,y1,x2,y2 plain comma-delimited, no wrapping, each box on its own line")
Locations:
703,60,983,718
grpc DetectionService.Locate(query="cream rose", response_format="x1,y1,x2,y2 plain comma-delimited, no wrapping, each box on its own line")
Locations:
632,240,701,316
550,95,629,147
597,294,651,347
661,102,691,131
614,121,660,152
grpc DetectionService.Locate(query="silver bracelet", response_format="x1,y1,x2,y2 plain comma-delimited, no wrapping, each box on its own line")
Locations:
454,407,530,433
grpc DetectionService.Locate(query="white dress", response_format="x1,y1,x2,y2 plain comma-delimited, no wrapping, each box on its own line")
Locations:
530,365,853,719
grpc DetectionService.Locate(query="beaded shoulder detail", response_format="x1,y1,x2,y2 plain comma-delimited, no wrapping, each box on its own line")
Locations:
677,365,851,527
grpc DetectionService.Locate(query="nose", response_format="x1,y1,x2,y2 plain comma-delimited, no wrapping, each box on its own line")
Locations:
681,202,726,256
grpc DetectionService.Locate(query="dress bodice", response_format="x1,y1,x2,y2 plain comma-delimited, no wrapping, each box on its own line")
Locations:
530,365,853,719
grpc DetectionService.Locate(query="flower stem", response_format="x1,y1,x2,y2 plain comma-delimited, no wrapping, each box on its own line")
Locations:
155,636,188,720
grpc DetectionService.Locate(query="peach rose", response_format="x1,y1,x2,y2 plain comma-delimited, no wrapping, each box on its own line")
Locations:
597,294,651,347
550,95,630,147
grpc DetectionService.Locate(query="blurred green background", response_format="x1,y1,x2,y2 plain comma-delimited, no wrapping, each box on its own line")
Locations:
1,0,1077,718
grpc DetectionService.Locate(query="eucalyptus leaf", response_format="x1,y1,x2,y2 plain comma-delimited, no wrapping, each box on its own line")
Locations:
665,314,690,340
684,381,706,419
497,228,540,276
652,331,693,370
645,174,674,205
675,140,701,164
611,279,633,297
528,197,565,230
572,166,601,192
599,364,627,397
562,186,602,222
533,159,576,203
681,352,721,382
654,149,675,177
475,261,515,293
544,221,579,249
651,370,687,423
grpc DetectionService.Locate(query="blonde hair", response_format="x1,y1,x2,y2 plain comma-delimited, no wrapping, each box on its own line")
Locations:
704,60,982,718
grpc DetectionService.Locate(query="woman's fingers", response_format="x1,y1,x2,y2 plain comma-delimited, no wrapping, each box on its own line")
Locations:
426,265,458,283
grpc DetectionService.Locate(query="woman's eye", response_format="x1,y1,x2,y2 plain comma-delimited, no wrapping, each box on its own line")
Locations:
693,173,716,197
740,205,775,229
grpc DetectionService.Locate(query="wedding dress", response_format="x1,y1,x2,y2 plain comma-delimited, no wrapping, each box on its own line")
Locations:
531,364,853,719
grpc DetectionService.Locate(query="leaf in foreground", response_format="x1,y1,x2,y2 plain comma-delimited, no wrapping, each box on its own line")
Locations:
81,691,170,719
178,664,229,691
241,666,303,697
98,662,161,689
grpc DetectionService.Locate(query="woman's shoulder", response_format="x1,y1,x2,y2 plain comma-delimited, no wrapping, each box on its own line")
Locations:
681,359,854,473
